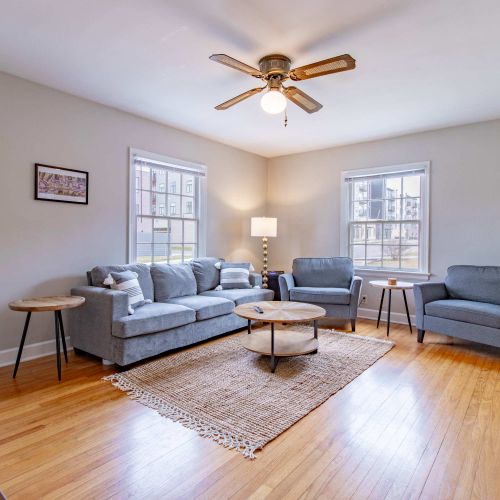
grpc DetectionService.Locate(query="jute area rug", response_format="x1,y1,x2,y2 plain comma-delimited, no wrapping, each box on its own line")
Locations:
104,326,394,458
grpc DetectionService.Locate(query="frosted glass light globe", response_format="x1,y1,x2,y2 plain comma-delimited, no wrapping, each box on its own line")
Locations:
260,90,287,114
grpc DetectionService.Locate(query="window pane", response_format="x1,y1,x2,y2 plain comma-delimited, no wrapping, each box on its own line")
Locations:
350,245,366,267
169,244,183,264
152,244,168,263
402,197,420,220
353,180,369,201
169,219,183,243
183,174,194,195
137,243,152,264
137,217,152,243
366,223,381,244
182,197,195,218
151,193,166,216
401,246,419,270
383,223,400,244
153,218,168,243
366,245,382,267
350,223,365,244
184,220,197,243
384,198,400,220
168,195,181,217
183,244,196,261
401,223,419,245
352,202,368,221
140,191,152,216
366,177,384,200
403,175,420,197
383,246,400,268
168,172,181,194
368,200,383,219
385,176,402,198
138,164,151,191
152,167,166,193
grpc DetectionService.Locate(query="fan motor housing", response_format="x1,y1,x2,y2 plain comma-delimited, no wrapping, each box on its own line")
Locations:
259,54,291,79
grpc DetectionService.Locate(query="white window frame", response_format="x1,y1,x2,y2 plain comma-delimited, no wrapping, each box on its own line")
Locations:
340,161,430,280
128,148,207,264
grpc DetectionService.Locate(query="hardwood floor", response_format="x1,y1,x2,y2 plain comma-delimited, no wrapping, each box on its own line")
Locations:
1,319,499,499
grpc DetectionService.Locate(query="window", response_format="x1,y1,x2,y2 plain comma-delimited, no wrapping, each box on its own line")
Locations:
129,149,206,264
341,162,429,274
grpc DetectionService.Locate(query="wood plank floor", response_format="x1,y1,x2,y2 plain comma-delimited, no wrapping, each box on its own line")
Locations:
1,319,499,499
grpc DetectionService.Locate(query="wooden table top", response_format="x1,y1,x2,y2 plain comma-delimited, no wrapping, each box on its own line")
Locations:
234,301,326,323
8,296,85,312
369,280,414,290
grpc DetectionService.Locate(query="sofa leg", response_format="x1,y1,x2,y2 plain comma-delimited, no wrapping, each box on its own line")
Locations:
417,329,425,343
351,319,356,332
102,358,114,366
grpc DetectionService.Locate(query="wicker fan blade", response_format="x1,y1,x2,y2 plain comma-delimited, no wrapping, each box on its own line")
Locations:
210,54,262,78
289,54,355,81
215,87,265,110
283,86,323,113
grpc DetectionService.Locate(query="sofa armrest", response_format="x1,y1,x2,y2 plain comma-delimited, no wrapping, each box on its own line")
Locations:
249,272,263,288
68,286,128,361
349,276,363,318
279,273,295,301
413,282,448,329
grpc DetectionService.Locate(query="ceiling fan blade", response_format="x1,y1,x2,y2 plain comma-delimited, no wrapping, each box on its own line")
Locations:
209,54,262,78
283,86,323,113
214,87,265,110
289,54,355,81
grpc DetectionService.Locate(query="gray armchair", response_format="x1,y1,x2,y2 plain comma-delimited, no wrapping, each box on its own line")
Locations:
279,257,363,331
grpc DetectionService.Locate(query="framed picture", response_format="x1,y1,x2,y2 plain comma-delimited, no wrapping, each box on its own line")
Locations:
34,163,89,205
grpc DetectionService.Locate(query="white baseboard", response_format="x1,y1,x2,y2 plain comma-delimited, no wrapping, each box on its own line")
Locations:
0,337,72,368
358,307,416,326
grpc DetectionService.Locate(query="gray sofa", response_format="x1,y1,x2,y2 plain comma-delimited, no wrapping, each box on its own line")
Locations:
279,257,363,331
68,257,273,365
414,265,500,348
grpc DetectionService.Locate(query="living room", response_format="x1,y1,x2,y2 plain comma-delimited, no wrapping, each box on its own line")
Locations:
1,0,500,498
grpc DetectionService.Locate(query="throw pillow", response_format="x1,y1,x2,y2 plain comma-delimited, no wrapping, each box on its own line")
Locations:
104,270,151,314
216,262,253,290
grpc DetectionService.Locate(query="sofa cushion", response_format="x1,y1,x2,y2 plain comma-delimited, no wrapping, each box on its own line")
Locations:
190,257,223,293
90,264,154,301
292,257,353,288
112,302,196,338
425,299,500,329
445,265,500,306
289,287,351,305
201,287,274,305
167,295,234,321
105,270,149,314
218,262,252,289
150,263,197,301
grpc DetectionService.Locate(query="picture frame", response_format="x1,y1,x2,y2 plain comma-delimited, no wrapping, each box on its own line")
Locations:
34,163,89,205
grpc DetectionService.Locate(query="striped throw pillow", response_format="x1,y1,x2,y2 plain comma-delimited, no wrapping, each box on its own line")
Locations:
218,262,252,290
104,270,151,314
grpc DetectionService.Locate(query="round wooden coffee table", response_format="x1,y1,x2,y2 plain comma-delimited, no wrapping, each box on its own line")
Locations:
234,301,326,373
9,296,85,381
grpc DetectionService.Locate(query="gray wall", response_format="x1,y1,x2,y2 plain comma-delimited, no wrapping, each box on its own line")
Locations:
0,71,267,351
267,119,500,318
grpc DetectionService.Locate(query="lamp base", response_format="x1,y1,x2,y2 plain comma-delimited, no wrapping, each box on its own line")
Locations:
261,237,269,288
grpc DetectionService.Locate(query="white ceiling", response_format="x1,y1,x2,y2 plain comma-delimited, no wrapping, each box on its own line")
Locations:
1,0,500,157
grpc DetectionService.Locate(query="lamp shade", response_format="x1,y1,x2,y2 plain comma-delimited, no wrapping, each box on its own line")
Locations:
251,217,277,237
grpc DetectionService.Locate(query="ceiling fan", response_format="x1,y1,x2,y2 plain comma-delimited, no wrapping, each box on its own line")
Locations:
209,53,356,115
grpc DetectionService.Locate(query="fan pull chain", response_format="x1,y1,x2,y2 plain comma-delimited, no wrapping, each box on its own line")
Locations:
284,109,288,127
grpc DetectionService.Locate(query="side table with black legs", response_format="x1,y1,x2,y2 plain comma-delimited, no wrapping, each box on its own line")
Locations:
8,296,85,381
369,280,414,336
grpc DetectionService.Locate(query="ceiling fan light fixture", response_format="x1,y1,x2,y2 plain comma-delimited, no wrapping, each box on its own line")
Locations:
260,89,287,114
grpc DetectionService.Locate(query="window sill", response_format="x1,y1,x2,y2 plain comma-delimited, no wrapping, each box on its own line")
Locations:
354,268,430,281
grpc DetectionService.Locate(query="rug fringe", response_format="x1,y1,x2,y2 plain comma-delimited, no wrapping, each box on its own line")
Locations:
103,374,261,459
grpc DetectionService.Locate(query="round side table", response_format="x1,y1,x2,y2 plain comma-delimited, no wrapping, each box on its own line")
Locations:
9,296,85,381
369,281,414,336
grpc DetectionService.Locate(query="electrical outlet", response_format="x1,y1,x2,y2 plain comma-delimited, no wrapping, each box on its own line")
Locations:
361,295,367,304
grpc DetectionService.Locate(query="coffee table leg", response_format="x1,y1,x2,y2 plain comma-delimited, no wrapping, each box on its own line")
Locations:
403,290,413,334
57,311,68,362
376,289,385,328
247,319,251,335
314,319,318,339
386,289,392,337
270,323,278,373
13,312,31,379
54,312,62,381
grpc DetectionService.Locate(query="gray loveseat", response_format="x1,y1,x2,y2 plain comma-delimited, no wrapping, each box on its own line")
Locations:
414,265,500,348
68,257,273,365
278,257,363,331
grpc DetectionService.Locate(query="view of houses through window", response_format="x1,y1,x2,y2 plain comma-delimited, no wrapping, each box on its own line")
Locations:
344,164,428,272
132,155,203,264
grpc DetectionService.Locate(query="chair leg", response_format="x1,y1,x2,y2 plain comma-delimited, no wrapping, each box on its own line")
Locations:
417,329,425,343
350,319,356,332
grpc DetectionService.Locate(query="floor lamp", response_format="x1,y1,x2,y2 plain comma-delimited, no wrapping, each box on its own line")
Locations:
251,217,277,289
